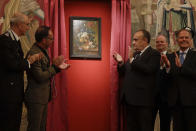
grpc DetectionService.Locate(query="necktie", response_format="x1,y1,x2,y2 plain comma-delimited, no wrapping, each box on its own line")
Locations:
133,51,141,59
179,52,185,64
37,45,50,66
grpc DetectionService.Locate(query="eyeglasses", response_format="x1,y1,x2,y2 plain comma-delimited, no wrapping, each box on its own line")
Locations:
22,22,30,26
46,37,54,40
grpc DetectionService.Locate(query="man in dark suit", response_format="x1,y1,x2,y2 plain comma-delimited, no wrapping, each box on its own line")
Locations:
113,29,160,131
153,34,172,131
163,27,196,131
25,26,70,131
0,13,42,131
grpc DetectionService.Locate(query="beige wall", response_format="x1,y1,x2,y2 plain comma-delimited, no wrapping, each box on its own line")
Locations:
190,0,196,6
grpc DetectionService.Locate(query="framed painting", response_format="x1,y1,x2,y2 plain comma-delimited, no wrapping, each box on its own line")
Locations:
70,16,101,59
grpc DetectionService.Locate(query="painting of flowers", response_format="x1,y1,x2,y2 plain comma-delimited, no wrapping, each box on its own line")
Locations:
70,17,101,59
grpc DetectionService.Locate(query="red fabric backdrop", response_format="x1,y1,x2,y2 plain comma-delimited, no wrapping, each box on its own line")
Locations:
64,1,111,131
110,0,131,131
39,0,131,130
41,0,68,131
42,0,111,131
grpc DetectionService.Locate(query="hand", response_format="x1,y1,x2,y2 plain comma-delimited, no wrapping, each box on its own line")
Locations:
160,56,164,67
128,46,134,60
113,52,123,64
57,59,70,70
28,52,43,64
58,62,70,70
53,55,64,66
161,54,170,68
174,52,181,67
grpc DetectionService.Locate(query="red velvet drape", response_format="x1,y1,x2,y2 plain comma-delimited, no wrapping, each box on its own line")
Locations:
38,0,131,130
42,0,68,131
110,0,131,131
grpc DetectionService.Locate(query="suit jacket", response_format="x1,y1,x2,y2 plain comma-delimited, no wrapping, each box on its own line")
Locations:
25,44,60,104
155,53,173,103
168,48,196,106
0,31,29,103
118,46,160,106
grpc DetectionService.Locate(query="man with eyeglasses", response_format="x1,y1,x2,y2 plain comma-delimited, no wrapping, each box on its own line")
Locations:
25,26,70,131
0,12,42,131
162,27,196,131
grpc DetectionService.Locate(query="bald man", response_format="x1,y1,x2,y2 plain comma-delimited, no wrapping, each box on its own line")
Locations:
153,34,172,131
114,29,160,131
0,12,42,131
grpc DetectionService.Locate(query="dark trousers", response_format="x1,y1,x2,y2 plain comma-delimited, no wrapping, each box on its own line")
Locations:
171,102,196,131
0,102,22,131
153,95,171,131
26,102,48,131
125,104,154,131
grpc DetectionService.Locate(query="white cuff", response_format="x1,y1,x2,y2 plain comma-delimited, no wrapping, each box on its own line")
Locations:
27,60,31,68
129,58,134,63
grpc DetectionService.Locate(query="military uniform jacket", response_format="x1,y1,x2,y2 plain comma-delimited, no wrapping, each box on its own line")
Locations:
0,31,29,103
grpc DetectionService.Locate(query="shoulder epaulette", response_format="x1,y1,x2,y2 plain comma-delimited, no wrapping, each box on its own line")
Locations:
4,32,9,37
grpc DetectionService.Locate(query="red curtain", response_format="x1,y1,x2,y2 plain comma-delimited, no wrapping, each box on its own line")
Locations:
39,0,131,130
110,0,131,131
42,0,68,131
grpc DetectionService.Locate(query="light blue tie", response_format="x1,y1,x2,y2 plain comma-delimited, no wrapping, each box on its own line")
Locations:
179,52,185,64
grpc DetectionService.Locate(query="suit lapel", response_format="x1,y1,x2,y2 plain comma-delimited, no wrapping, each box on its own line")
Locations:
183,49,193,65
140,46,151,60
36,44,50,67
17,40,24,57
41,49,50,63
43,50,50,67
4,31,24,57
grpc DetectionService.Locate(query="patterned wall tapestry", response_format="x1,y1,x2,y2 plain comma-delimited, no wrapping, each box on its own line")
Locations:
0,0,44,55
131,0,196,51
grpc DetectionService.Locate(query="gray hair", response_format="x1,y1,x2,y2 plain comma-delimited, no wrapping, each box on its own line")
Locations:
157,33,168,43
10,13,26,26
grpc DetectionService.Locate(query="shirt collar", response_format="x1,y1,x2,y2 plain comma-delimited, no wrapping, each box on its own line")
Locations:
180,48,189,54
8,29,20,41
161,50,167,55
140,45,150,55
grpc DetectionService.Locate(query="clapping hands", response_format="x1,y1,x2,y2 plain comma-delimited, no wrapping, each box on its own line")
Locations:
113,52,123,64
53,55,70,70
58,60,70,69
161,54,170,68
128,46,134,60
174,52,181,67
28,52,44,64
